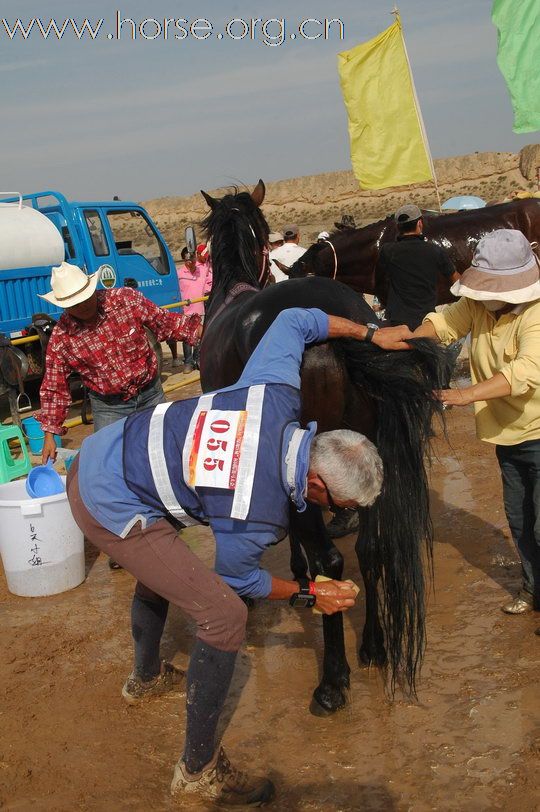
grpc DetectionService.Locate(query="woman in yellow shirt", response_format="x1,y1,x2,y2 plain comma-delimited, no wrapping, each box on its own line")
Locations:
414,229,540,627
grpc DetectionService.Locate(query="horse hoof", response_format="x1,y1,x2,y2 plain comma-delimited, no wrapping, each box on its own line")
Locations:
359,645,387,668
310,684,348,716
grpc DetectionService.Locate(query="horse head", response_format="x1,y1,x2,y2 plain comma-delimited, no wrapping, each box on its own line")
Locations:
289,218,393,291
201,180,271,305
288,242,326,278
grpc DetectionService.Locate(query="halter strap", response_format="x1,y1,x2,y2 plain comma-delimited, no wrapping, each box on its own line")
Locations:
205,282,258,329
321,238,338,280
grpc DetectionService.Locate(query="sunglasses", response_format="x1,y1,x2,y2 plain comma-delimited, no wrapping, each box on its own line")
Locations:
319,477,339,512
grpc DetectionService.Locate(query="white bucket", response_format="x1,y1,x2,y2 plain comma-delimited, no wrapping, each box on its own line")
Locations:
0,477,85,597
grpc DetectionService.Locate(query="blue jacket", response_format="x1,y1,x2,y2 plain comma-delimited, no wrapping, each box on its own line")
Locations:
78,307,329,597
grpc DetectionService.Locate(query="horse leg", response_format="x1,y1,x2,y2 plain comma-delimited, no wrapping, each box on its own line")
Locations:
355,520,387,668
289,503,351,716
289,535,308,581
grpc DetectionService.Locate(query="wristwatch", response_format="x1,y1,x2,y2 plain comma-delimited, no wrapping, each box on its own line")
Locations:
289,578,317,608
364,322,380,343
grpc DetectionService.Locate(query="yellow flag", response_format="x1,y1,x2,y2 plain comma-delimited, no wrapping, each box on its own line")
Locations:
338,17,433,189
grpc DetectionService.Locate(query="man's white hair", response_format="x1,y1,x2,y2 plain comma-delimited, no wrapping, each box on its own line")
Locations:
309,430,383,507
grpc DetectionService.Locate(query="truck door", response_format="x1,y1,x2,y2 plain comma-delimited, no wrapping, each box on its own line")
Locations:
103,208,179,307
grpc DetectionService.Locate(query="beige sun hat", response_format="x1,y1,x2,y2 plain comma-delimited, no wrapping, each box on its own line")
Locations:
39,261,100,308
450,229,540,304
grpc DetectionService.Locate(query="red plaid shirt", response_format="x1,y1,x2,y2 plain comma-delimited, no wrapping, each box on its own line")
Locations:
37,287,200,435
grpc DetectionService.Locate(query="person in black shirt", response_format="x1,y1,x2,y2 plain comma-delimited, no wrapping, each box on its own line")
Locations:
375,204,459,330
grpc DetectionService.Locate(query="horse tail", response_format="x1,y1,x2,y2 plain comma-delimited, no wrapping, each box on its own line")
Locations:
340,337,451,695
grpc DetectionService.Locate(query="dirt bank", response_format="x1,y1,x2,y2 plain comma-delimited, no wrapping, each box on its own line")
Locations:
144,144,540,252
1,378,539,811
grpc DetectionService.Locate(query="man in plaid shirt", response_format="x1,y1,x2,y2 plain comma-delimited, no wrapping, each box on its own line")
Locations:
37,262,201,465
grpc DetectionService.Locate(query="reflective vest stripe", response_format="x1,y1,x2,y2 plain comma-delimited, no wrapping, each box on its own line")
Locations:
230,384,265,520
148,402,200,525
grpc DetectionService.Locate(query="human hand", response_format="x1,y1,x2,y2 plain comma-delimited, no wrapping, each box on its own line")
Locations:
41,432,57,465
435,387,473,407
314,579,358,615
372,324,415,351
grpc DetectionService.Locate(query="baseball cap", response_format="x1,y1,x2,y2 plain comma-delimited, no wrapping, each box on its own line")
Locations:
197,243,209,260
395,204,422,224
268,232,283,243
282,224,299,239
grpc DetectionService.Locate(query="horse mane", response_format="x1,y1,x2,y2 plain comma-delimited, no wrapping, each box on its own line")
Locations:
201,188,269,300
338,336,451,695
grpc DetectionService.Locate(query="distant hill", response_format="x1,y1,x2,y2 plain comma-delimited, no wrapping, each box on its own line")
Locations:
144,144,540,256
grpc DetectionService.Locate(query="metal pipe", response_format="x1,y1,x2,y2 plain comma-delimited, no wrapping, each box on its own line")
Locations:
9,296,209,344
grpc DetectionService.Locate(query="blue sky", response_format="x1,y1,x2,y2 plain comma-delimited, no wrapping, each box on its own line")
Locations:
0,0,537,200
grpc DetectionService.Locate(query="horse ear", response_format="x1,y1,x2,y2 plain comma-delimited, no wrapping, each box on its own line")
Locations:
251,179,266,208
201,190,218,210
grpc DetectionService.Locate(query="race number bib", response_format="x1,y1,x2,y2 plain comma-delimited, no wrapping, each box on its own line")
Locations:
188,410,248,489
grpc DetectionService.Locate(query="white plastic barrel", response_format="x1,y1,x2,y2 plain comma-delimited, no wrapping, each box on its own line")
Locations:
0,478,85,597
0,202,64,271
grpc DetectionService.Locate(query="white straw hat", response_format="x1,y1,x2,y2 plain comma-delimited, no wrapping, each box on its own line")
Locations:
39,262,100,308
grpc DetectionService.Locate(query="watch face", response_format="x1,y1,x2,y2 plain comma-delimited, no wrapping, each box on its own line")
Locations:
290,593,316,608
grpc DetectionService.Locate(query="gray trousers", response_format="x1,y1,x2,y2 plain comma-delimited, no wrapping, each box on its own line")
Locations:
66,458,247,651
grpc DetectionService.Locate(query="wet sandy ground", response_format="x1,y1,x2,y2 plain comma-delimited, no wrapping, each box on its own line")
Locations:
1,366,539,811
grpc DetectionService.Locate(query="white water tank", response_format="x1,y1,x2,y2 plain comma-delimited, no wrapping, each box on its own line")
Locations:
0,201,65,271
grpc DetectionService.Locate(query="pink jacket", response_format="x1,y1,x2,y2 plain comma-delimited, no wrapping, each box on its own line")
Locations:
176,261,213,316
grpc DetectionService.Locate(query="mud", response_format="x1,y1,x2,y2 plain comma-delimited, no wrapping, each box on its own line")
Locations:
1,377,539,811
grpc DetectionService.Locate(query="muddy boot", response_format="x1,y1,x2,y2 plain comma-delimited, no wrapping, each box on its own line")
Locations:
122,661,186,705
326,508,360,539
171,747,275,806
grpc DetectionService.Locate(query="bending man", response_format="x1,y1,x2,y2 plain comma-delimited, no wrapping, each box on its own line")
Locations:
67,308,412,806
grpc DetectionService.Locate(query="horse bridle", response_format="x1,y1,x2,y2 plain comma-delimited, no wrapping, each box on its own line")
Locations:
258,245,270,287
246,223,270,287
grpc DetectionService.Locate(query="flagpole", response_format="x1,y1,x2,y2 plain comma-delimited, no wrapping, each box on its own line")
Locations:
391,7,442,212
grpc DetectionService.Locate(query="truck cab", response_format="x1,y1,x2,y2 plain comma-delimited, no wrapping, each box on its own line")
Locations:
0,190,180,338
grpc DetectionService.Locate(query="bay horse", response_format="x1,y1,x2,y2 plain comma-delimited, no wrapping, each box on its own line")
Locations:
198,180,450,714
290,199,540,305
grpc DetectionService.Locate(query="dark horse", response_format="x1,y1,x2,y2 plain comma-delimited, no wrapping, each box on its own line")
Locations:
290,199,540,305
198,180,449,714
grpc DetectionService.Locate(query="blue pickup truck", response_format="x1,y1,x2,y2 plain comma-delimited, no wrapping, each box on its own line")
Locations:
0,190,182,421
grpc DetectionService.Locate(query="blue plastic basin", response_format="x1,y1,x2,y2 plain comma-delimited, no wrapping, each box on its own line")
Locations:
26,461,66,498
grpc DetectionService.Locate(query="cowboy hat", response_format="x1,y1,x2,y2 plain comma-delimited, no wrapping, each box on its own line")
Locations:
450,229,540,304
38,261,100,308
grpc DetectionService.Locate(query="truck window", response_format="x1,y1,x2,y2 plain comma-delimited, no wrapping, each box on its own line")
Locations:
84,210,110,256
107,210,170,275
